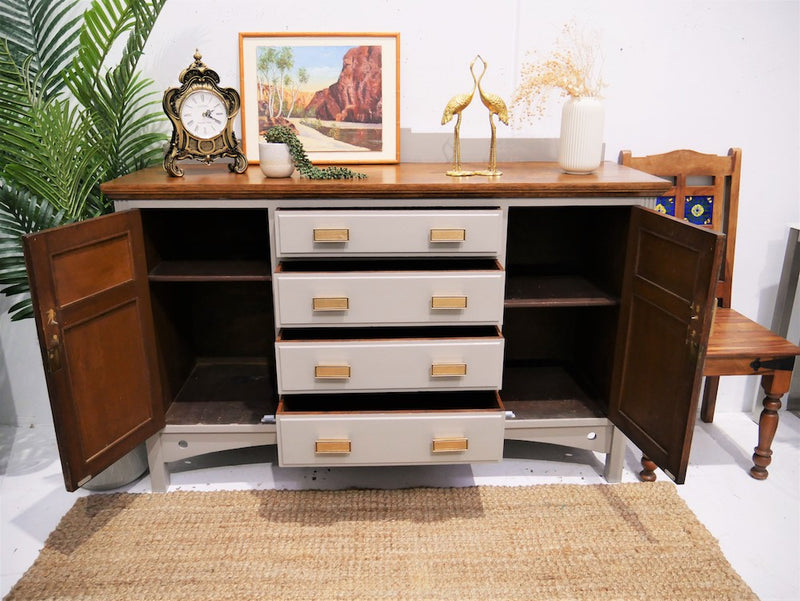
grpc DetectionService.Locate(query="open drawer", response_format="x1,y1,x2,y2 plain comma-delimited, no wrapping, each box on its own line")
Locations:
273,259,505,327
276,391,505,467
275,326,504,394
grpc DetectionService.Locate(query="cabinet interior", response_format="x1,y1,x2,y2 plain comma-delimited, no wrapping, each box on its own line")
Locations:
277,325,500,342
279,390,502,414
276,258,500,272
502,206,630,419
142,209,277,424
138,205,631,428
142,209,271,280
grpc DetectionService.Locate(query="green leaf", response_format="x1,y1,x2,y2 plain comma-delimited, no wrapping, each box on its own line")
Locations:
0,180,70,320
0,0,82,100
0,0,168,319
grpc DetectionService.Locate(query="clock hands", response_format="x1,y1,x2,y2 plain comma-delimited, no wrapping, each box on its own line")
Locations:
202,109,223,124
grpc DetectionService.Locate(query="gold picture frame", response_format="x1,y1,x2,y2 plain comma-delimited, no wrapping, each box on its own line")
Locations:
238,32,400,164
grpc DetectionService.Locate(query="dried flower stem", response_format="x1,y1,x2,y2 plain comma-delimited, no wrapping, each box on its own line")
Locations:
511,21,605,125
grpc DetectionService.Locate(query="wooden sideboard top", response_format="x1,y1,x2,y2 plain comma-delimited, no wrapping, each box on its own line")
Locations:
101,161,672,200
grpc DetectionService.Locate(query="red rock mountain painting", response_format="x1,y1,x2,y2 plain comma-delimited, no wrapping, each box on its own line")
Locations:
256,44,383,152
305,46,382,124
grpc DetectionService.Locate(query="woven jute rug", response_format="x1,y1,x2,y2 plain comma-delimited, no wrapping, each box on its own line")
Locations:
5,483,757,601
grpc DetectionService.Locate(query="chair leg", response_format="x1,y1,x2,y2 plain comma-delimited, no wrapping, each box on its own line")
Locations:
750,372,791,480
700,376,720,423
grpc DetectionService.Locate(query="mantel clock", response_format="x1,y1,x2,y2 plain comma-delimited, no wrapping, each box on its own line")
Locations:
163,51,248,177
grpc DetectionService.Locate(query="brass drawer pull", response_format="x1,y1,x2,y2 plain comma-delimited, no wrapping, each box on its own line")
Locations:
431,363,467,377
432,437,469,453
313,228,349,242
431,296,468,309
430,228,466,242
315,439,352,454
312,297,349,311
314,365,351,379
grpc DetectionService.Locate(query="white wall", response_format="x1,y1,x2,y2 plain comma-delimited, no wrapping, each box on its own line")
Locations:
2,0,798,424
0,295,49,425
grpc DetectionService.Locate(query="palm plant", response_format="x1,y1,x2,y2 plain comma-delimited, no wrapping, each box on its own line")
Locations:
0,0,167,320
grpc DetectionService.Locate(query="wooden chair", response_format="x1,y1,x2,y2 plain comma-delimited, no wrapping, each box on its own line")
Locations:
619,148,800,481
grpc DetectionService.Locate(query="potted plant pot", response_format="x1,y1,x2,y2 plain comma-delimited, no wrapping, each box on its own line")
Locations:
258,142,295,178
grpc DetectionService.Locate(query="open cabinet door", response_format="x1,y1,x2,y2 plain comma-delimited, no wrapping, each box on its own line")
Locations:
609,206,723,483
24,210,165,491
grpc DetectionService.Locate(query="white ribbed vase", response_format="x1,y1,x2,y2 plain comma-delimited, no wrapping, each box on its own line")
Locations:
557,96,605,174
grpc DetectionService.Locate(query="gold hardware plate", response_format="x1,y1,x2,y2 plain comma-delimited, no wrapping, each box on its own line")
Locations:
431,296,468,309
314,365,351,379
431,363,467,377
432,437,469,453
313,228,349,242
312,297,349,311
315,439,352,454
430,228,466,242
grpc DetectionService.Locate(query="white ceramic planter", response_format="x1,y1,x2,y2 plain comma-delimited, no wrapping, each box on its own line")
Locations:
258,142,295,178
557,96,605,174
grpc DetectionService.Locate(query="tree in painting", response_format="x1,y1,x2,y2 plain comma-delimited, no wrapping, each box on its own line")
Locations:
255,44,382,153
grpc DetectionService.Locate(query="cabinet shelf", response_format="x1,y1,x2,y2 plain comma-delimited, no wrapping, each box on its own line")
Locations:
501,362,606,420
149,260,271,282
504,274,618,308
167,358,277,425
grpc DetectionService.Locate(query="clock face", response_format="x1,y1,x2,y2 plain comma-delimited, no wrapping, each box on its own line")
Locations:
179,90,227,139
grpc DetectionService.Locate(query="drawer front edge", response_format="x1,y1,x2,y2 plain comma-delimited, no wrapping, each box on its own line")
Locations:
277,410,505,466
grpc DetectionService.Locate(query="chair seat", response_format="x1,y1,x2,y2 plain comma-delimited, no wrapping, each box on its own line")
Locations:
704,308,800,376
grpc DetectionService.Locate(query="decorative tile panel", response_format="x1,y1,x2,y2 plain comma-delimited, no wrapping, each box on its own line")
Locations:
684,196,713,226
655,196,676,217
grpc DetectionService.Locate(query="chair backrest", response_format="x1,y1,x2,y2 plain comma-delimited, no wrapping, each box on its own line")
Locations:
618,148,742,308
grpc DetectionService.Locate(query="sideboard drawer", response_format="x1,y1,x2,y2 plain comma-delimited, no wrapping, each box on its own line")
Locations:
273,260,505,327
275,327,504,393
276,392,505,466
275,209,504,257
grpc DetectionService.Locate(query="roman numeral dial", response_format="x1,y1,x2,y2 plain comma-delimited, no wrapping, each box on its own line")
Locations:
179,90,227,140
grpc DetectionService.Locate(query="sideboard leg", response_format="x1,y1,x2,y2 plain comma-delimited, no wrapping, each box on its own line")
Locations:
603,427,626,483
146,434,169,492
750,372,790,480
639,455,657,482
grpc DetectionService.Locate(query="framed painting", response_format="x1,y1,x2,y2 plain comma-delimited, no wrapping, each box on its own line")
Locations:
239,32,400,164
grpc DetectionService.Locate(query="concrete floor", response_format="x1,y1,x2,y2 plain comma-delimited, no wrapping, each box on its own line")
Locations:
2,411,799,600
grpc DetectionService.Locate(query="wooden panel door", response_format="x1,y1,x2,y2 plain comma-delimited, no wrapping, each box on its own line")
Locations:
24,210,165,491
609,206,723,483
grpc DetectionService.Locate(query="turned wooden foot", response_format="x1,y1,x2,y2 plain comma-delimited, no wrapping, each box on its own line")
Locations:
750,373,787,480
639,455,657,482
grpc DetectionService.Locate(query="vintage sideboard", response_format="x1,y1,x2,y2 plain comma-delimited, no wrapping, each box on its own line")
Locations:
24,161,727,492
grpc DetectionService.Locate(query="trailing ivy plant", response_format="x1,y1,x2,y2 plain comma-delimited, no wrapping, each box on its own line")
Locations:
0,0,167,320
264,125,367,180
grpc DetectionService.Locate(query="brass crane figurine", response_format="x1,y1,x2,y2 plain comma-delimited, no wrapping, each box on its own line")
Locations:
441,56,479,176
474,54,508,176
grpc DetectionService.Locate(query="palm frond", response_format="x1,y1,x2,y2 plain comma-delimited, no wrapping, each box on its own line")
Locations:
67,0,135,106
0,0,167,319
2,99,104,219
0,40,36,151
65,0,168,180
0,179,70,320
0,0,82,100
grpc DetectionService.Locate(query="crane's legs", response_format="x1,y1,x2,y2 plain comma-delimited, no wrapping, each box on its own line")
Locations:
476,114,502,176
446,114,476,177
